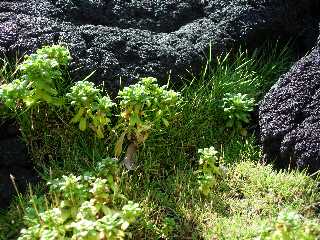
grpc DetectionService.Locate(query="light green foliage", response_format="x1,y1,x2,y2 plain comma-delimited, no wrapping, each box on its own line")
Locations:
196,147,224,196
256,210,320,240
0,79,29,109
222,93,255,136
19,158,141,240
66,81,114,138
209,161,320,239
0,45,71,108
160,217,176,239
115,77,180,155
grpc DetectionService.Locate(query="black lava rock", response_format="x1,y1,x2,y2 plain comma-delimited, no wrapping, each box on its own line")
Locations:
259,34,320,172
0,121,38,209
0,0,319,93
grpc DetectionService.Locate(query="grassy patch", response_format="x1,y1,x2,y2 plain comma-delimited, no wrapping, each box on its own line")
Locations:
1,42,319,240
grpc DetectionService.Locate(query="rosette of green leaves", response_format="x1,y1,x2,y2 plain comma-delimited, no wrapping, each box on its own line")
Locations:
0,79,29,109
196,147,224,196
0,45,71,109
115,77,180,156
66,81,114,138
222,93,255,136
19,164,141,240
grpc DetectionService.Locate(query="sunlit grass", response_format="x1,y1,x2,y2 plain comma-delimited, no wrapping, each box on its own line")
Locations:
2,42,319,240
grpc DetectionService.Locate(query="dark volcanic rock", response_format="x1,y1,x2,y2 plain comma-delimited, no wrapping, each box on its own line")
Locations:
0,121,38,209
0,0,319,92
259,35,320,172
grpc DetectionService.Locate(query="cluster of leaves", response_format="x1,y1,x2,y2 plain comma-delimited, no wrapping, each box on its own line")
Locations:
222,93,255,136
0,45,71,109
196,147,225,196
0,45,181,155
115,77,180,152
19,158,141,240
256,210,320,240
67,81,114,138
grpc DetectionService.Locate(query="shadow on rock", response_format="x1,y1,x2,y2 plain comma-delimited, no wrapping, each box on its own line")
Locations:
0,120,39,209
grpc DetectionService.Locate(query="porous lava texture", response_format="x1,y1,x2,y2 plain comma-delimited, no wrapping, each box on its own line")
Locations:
0,0,319,92
259,35,320,172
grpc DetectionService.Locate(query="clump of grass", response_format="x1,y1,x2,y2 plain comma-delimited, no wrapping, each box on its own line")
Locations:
206,161,320,239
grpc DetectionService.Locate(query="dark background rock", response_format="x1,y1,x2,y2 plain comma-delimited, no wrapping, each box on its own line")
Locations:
0,0,319,93
0,120,39,209
259,34,320,172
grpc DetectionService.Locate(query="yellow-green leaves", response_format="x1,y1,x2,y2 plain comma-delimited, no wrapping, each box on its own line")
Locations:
222,93,255,136
79,117,87,131
0,45,180,163
117,77,180,147
197,147,225,196
19,159,141,240
115,132,126,158
66,81,114,138
0,45,71,109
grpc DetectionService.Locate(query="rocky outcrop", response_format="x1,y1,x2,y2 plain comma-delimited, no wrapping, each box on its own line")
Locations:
0,0,319,93
259,35,320,172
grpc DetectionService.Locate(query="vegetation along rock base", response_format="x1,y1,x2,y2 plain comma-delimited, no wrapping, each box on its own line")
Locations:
0,0,320,239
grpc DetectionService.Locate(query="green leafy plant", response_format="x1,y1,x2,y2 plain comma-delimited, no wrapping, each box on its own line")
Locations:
66,80,114,138
116,77,180,169
196,146,225,196
160,217,176,239
256,210,320,240
0,45,71,109
19,158,141,240
222,93,255,136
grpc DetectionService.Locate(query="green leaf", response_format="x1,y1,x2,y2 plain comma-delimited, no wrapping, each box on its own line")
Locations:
71,107,85,123
162,118,169,127
121,221,130,230
96,127,104,139
115,132,126,157
129,112,140,127
79,117,87,131
36,89,53,103
240,128,248,136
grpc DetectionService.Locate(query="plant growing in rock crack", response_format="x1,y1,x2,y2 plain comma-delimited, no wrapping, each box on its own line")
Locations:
66,80,115,139
115,77,180,169
196,146,225,196
19,158,141,240
0,45,71,109
222,93,255,136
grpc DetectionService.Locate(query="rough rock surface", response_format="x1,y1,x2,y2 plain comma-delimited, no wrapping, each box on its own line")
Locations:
259,36,320,172
0,0,319,92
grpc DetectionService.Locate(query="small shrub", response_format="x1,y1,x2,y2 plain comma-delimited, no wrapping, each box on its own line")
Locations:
116,77,180,169
0,45,71,109
256,209,320,240
19,158,141,240
196,146,225,196
67,80,114,138
160,217,176,239
222,93,255,136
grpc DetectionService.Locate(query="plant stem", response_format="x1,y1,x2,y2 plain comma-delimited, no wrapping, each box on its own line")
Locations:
123,143,138,170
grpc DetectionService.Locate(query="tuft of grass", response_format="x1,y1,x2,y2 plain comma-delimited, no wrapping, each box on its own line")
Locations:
203,161,320,239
